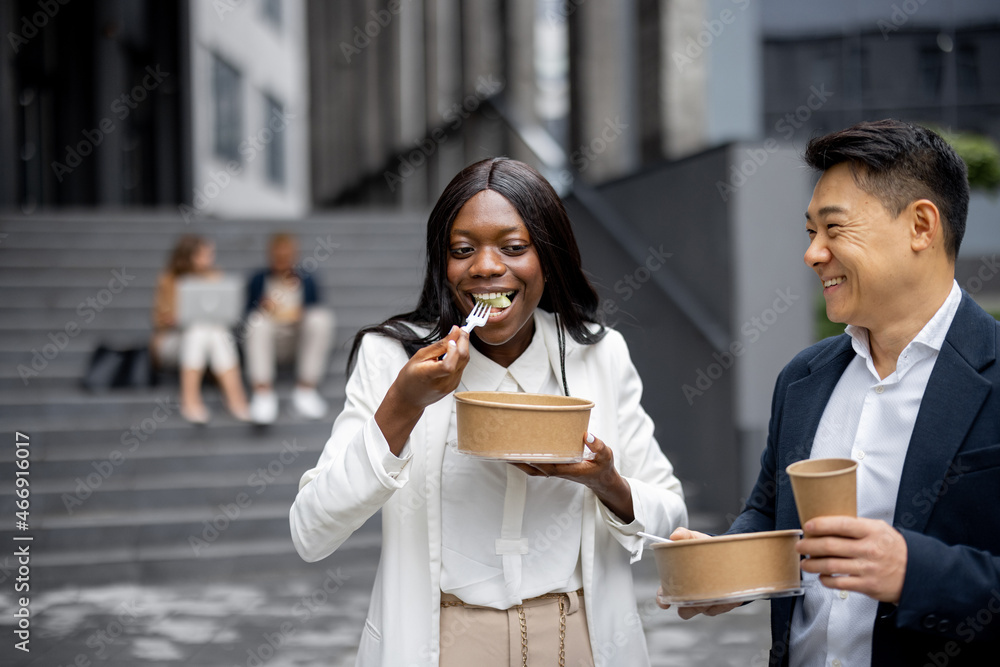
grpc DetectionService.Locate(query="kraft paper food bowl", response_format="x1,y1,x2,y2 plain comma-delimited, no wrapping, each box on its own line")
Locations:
786,457,858,527
653,529,803,606
454,391,594,462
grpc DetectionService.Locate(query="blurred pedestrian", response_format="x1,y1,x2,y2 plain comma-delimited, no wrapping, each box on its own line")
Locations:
244,233,335,424
151,235,250,424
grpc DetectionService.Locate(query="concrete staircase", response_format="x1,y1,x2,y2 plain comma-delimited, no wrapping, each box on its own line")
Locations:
0,210,427,586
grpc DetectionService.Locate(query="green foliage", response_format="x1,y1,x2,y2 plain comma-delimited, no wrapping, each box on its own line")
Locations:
815,292,846,341
940,130,1000,192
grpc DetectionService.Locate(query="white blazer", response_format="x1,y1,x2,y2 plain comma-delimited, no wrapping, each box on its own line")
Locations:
290,311,688,666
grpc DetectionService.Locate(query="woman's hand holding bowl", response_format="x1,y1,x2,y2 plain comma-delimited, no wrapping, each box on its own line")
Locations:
513,432,635,523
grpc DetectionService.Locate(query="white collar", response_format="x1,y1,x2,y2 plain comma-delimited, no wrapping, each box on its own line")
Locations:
460,317,552,393
846,279,962,380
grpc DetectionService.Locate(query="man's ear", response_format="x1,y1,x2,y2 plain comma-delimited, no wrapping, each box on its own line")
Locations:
909,199,942,253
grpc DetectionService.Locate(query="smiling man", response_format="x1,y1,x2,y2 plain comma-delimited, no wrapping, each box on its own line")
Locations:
661,119,1000,666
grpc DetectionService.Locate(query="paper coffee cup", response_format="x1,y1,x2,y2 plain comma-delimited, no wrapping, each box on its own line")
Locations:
786,458,858,527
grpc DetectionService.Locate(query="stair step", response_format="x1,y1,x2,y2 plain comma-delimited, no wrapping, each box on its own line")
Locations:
0,416,337,451
0,229,425,250
0,306,416,330
0,266,424,287
0,511,381,569
0,524,381,588
20,480,305,517
0,209,426,229
0,248,427,270
0,285,423,309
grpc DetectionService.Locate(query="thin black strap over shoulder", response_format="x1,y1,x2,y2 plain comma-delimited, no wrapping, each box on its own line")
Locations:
555,312,569,397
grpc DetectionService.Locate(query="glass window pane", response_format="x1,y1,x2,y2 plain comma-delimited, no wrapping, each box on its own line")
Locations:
213,55,242,162
264,95,285,186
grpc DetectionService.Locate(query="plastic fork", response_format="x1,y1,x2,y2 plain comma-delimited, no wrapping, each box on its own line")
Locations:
638,531,674,544
440,301,490,360
461,300,490,334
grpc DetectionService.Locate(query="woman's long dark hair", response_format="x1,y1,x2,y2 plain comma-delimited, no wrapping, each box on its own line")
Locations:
347,158,606,386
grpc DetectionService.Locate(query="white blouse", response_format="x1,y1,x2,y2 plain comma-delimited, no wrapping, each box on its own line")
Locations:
439,322,586,609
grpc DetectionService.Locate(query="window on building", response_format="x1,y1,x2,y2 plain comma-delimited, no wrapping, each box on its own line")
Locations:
261,0,282,29
264,95,286,187
843,43,868,102
213,54,243,162
809,51,837,99
957,44,979,96
918,47,944,99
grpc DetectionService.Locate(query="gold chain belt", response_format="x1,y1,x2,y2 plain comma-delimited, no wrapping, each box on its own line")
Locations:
441,589,582,667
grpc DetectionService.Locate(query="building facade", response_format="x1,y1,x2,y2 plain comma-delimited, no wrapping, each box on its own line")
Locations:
1,0,310,218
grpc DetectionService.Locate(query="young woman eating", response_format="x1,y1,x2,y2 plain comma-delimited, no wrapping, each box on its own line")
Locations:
290,158,687,666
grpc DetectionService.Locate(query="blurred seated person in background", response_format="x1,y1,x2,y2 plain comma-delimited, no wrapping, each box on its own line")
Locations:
151,235,250,424
244,233,335,424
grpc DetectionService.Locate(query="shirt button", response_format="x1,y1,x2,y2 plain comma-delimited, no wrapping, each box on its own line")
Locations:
875,385,885,394
839,590,849,600
832,660,842,667
856,450,866,460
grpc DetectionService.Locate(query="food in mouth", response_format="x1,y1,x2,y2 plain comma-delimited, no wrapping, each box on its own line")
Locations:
473,291,515,316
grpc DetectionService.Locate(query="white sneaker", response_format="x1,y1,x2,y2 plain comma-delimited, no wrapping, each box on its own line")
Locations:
292,387,328,420
250,390,279,425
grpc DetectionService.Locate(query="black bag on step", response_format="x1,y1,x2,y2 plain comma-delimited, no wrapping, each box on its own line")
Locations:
81,345,153,391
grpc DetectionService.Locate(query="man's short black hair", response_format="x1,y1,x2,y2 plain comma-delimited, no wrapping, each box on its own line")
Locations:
804,119,969,258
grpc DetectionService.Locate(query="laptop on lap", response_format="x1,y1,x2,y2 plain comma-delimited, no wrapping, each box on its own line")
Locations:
176,276,243,327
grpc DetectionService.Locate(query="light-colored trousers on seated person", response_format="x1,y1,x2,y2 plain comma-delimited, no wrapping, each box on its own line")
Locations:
153,323,239,374
439,590,594,667
244,307,334,387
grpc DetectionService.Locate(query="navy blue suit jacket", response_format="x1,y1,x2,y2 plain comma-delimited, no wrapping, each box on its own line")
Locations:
245,269,319,315
729,292,1000,666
